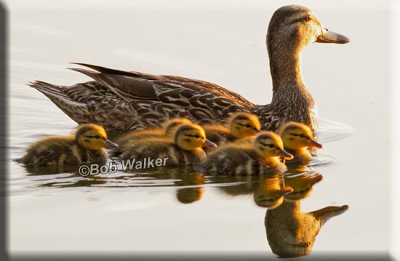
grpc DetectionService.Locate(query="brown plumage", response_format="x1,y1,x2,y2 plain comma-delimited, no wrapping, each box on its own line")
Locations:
29,5,349,134
18,124,116,167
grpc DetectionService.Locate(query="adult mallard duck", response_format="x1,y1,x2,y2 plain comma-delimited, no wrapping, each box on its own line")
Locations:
202,112,260,146
119,123,207,166
202,131,293,175
29,5,349,134
18,124,117,167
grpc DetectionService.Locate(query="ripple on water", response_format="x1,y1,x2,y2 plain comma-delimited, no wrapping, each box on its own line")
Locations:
316,118,354,143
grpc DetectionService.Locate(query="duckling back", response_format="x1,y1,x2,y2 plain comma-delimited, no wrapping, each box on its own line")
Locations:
202,143,269,175
19,135,108,167
19,123,112,168
119,137,206,167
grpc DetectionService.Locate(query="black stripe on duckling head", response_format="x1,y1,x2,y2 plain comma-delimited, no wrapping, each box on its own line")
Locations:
174,124,206,151
279,122,322,150
254,131,293,160
75,123,108,151
162,117,193,138
228,112,261,139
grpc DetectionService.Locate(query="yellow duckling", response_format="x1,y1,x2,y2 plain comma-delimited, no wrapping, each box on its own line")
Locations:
119,123,207,166
203,112,261,146
112,118,192,156
279,122,322,164
202,131,293,175
18,124,117,167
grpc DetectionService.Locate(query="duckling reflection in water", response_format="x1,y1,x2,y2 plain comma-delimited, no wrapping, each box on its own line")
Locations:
17,124,117,168
279,122,322,165
202,131,293,175
253,174,293,209
112,118,192,156
212,174,292,209
119,123,208,166
175,172,205,204
202,112,261,146
265,170,348,258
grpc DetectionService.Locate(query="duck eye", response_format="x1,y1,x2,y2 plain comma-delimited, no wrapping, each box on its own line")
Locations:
306,15,312,22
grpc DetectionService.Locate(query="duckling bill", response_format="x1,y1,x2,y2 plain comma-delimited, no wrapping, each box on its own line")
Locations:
18,124,116,167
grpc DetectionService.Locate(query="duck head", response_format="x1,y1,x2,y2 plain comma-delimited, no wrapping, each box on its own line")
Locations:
174,124,207,151
267,5,349,91
76,123,117,150
229,112,261,139
279,122,322,151
268,5,349,52
254,131,294,160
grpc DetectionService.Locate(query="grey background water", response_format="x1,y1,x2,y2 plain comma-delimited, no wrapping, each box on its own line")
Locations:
6,0,391,257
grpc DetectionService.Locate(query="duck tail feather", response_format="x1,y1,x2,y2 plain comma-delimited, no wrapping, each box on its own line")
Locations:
28,81,66,97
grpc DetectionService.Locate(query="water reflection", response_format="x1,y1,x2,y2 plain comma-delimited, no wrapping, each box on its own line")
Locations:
265,166,349,258
17,158,348,258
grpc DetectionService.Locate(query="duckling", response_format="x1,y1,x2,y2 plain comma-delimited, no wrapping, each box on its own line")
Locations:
112,118,192,156
18,124,117,167
202,112,261,146
119,123,207,166
202,131,293,175
278,122,322,164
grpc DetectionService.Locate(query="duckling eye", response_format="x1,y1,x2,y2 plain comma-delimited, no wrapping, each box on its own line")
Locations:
305,15,312,22
194,134,201,138
260,142,275,149
238,123,252,129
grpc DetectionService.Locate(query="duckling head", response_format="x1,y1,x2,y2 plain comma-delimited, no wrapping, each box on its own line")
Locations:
76,124,117,151
268,5,349,53
163,118,193,138
228,112,261,139
254,131,293,160
279,122,322,151
174,124,206,151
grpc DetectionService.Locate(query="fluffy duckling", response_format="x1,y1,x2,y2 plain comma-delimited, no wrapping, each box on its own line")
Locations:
202,131,293,175
202,112,261,146
18,124,117,167
279,122,322,164
119,123,207,166
112,118,192,156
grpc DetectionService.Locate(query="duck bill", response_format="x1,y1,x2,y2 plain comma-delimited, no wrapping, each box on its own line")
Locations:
279,186,294,196
202,139,218,150
317,26,350,44
105,139,119,149
309,140,323,149
280,149,294,160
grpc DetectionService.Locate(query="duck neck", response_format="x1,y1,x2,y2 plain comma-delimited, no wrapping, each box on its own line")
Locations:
268,44,313,105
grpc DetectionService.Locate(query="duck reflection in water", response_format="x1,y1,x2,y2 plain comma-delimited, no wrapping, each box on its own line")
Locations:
213,173,293,209
265,166,348,258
